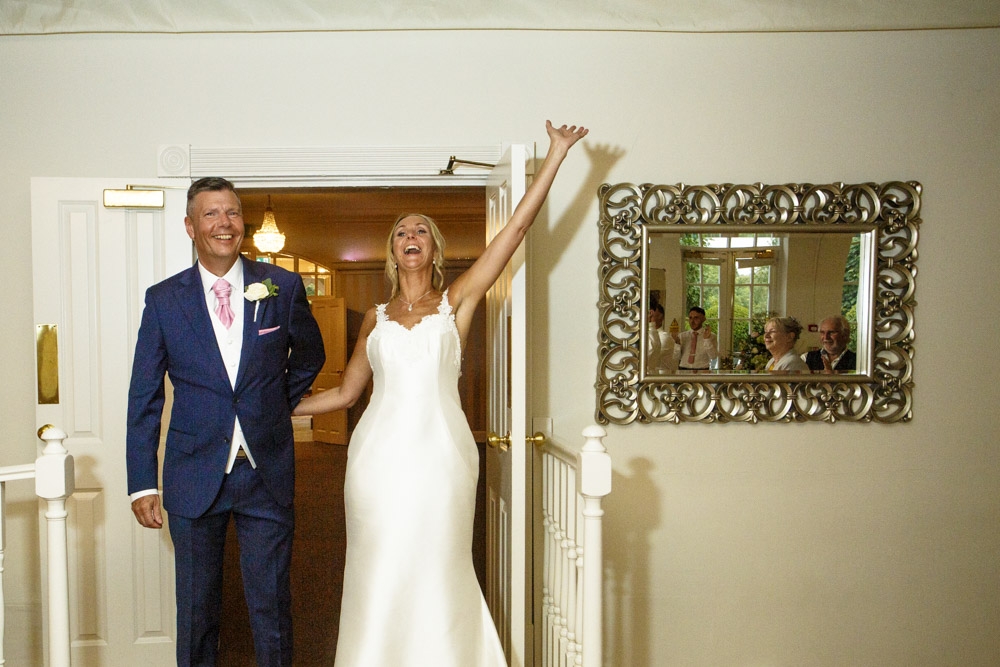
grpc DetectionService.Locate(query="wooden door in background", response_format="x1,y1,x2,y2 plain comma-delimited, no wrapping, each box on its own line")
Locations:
310,296,347,444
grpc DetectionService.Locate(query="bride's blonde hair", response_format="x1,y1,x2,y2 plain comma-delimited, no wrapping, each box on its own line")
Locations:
384,213,447,299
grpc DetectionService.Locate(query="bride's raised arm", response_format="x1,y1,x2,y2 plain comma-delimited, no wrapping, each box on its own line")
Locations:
448,120,587,324
294,120,586,416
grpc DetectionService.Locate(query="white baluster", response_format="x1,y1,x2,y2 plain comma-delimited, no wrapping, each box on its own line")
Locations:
577,425,610,667
544,454,556,666
564,463,578,667
35,425,74,667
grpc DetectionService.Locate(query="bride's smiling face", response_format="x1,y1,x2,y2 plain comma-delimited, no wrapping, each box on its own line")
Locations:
392,216,436,269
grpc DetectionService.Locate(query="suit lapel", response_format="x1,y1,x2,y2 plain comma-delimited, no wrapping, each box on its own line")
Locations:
235,257,262,390
175,265,234,390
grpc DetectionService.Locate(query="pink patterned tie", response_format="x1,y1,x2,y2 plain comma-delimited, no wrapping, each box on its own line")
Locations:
212,278,234,329
687,330,698,366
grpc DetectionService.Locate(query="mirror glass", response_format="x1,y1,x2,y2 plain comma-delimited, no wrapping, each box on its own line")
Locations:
644,229,872,378
596,181,920,424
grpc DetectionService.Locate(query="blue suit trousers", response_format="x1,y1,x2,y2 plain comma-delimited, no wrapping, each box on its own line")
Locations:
169,459,294,667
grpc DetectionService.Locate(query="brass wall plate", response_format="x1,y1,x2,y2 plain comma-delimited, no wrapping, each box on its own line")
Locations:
36,324,59,404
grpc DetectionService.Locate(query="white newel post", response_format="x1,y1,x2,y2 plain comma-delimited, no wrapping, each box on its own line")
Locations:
578,425,611,667
35,426,74,667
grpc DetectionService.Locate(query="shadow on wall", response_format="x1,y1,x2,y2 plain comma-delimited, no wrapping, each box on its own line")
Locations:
531,141,627,268
603,456,661,667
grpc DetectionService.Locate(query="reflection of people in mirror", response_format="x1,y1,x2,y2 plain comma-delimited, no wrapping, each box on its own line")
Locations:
804,315,856,373
647,302,677,373
763,316,809,372
646,302,677,375
672,307,718,371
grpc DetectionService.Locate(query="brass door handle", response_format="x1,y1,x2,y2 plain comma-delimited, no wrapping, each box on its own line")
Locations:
487,431,511,452
526,432,546,447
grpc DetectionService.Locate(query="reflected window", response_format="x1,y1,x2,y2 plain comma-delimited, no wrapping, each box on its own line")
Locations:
680,234,780,357
842,235,861,351
247,252,333,297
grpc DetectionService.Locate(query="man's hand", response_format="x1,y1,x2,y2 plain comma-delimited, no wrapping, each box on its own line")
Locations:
821,349,834,373
131,494,163,529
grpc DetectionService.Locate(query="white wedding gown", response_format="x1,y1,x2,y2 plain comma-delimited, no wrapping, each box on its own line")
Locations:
334,291,507,667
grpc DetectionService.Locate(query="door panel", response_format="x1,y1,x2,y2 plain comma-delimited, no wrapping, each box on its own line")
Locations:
32,178,190,666
310,296,348,444
485,145,530,667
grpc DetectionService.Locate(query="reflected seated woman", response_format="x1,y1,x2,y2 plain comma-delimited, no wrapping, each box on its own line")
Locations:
763,316,809,373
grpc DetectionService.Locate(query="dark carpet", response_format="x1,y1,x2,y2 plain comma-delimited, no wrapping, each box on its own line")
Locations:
217,440,346,666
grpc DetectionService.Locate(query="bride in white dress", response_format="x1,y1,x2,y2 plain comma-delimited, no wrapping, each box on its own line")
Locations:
294,120,587,666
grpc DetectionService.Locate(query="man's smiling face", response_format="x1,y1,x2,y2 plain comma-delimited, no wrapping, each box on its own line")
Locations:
185,189,245,276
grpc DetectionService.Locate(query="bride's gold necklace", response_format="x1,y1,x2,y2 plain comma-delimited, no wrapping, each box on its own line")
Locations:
398,288,433,312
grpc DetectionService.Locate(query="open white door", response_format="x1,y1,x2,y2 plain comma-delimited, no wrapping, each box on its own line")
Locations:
484,145,532,667
31,178,190,666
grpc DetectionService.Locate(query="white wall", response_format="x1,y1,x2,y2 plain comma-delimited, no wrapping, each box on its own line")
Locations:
2,28,998,665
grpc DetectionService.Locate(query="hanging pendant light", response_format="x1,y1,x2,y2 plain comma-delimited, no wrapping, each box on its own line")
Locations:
253,194,286,254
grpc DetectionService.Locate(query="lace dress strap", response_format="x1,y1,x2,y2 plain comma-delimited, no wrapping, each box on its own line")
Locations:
375,302,388,323
436,288,452,316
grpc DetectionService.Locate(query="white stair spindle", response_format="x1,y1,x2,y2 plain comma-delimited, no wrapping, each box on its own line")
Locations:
35,426,75,667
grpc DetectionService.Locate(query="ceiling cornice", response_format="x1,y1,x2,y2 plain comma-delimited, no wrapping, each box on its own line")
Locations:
3,0,998,36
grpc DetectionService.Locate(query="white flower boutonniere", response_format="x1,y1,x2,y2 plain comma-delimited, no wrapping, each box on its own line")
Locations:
245,278,279,322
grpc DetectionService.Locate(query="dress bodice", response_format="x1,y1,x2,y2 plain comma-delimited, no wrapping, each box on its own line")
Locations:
366,289,462,405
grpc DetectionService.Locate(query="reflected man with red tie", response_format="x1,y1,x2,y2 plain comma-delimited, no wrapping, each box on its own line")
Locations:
672,306,719,371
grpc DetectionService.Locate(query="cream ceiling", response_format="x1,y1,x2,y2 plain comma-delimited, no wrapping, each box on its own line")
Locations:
2,0,998,35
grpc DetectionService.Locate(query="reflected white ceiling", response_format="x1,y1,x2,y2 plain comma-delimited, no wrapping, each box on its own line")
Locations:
2,0,998,35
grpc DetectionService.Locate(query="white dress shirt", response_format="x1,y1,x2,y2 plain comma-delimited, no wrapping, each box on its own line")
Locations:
676,328,719,370
198,261,256,473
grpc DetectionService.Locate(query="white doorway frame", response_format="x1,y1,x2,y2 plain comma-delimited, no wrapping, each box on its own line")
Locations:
161,142,539,664
158,144,503,188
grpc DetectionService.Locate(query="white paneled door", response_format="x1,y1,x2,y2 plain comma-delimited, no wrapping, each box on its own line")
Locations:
32,178,191,666
484,145,532,667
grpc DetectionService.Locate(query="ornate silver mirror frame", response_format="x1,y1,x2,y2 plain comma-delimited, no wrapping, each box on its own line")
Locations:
596,181,921,424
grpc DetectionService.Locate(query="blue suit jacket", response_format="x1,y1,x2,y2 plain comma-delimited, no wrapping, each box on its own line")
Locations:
126,257,325,519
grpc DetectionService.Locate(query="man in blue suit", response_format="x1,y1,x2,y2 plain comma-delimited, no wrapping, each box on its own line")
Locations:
127,177,325,666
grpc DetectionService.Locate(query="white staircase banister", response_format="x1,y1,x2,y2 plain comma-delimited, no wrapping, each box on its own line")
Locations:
539,425,611,667
35,425,74,667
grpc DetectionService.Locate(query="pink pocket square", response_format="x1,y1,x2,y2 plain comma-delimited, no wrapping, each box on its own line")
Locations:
259,326,281,336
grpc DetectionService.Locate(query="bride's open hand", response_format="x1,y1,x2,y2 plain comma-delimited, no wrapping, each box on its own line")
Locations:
546,120,589,152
